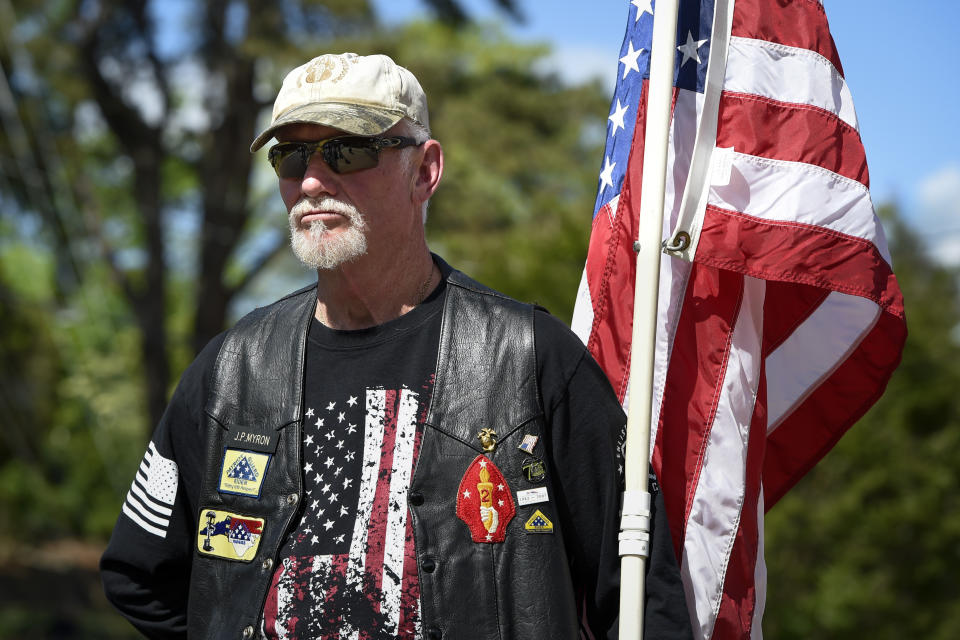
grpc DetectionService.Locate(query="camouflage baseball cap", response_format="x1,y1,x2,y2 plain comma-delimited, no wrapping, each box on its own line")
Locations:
250,53,429,152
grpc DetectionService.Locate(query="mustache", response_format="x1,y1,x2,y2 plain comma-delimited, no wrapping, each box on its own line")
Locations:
289,197,361,226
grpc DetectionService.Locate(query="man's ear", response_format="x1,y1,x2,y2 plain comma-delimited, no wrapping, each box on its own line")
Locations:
413,139,443,204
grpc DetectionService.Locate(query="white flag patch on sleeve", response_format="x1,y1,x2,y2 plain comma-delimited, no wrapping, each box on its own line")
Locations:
122,441,179,538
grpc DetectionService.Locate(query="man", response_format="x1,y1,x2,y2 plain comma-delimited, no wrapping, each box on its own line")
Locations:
101,52,692,640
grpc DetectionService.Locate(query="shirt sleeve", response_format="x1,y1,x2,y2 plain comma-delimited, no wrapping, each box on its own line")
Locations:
535,311,692,640
99,334,225,639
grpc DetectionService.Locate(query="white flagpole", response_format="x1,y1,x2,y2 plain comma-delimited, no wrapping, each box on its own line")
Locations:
618,0,681,638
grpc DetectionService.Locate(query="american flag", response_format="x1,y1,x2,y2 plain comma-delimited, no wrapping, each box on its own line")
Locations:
570,1,906,638
121,440,178,539
263,388,425,639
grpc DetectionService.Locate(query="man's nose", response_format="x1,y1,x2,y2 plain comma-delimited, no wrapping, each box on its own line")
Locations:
300,155,338,198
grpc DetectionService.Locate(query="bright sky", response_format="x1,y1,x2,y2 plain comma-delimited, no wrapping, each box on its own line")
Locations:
373,0,960,264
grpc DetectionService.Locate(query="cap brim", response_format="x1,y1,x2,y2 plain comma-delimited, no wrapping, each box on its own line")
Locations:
249,103,405,152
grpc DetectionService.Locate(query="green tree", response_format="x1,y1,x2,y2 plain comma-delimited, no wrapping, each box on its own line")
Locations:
763,204,960,639
0,237,147,542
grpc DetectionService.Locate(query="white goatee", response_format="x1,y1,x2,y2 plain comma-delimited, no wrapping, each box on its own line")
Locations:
288,197,368,270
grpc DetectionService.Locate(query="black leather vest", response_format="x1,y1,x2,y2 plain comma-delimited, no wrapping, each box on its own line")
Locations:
189,261,579,639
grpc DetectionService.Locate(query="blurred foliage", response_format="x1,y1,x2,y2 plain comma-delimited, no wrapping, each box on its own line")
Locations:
763,204,960,639
0,246,146,542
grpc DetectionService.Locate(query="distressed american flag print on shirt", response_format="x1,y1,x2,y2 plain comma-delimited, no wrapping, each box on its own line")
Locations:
263,386,427,639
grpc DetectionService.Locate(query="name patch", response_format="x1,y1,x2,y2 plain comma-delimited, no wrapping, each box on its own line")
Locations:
219,449,271,498
197,509,265,562
232,430,273,449
516,486,549,506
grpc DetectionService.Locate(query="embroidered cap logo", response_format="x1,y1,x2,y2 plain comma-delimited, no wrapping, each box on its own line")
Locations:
300,54,354,86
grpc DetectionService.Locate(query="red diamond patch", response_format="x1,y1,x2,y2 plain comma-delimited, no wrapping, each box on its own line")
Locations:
455,455,515,543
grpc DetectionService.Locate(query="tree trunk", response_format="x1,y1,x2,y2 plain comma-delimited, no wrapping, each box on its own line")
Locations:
192,59,259,355
132,149,170,430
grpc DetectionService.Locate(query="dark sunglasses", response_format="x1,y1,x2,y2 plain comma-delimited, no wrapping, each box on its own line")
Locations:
268,135,423,178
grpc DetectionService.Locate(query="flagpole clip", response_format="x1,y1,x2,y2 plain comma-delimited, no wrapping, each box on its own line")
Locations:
662,231,691,253
619,489,651,558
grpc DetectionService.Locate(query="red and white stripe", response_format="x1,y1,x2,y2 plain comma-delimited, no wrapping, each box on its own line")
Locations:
572,1,905,639
380,390,420,628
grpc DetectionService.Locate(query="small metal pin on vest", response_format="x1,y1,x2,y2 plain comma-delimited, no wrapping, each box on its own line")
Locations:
477,428,497,453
